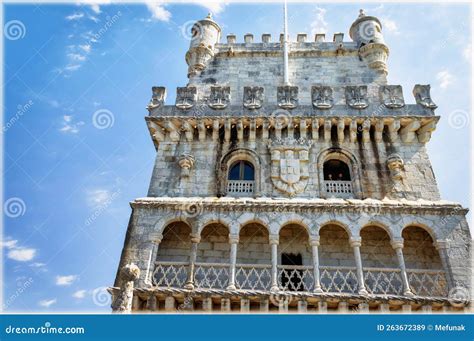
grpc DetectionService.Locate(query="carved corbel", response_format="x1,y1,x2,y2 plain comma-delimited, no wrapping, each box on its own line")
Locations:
417,121,437,143
178,154,195,177
324,120,331,142
400,120,421,143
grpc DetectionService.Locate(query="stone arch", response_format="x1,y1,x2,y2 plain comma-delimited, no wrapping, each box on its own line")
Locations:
318,220,353,238
358,221,393,241
197,216,234,236
156,221,192,262
359,225,398,268
279,223,311,266
401,222,438,242
218,148,262,197
401,225,443,270
238,217,271,235
276,215,313,237
317,147,363,198
196,222,230,264
238,222,271,265
318,223,355,267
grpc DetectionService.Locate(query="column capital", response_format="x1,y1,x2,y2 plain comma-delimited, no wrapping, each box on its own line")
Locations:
228,234,239,244
391,237,404,249
190,234,201,243
434,239,449,250
309,236,320,247
349,237,362,247
269,234,279,245
150,232,163,244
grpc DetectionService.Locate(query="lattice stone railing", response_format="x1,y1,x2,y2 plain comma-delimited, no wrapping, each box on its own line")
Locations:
227,180,254,196
152,262,448,297
152,261,188,288
278,265,314,292
324,180,353,198
364,267,404,295
320,266,359,293
194,262,229,289
235,264,272,290
407,269,448,297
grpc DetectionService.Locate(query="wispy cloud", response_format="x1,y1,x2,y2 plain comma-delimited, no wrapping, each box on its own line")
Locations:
436,70,454,89
381,17,399,35
72,290,87,299
67,53,86,62
80,0,111,14
66,12,84,21
59,115,84,134
86,189,112,207
56,275,78,286
2,239,37,262
463,44,471,62
310,6,328,35
145,1,171,22
38,299,57,308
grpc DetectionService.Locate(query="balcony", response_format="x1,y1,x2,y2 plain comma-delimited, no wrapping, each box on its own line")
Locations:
227,180,254,196
324,180,353,198
153,262,448,297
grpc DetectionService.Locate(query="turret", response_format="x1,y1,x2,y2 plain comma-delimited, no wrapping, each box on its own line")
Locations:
349,9,389,75
185,13,221,79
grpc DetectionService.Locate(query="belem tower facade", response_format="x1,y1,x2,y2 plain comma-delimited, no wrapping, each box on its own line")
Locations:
110,10,471,313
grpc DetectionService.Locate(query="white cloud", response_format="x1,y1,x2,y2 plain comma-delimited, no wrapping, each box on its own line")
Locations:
73,290,87,299
56,275,78,286
79,44,91,54
145,1,171,22
463,44,471,62
8,248,36,262
381,17,399,35
436,70,454,89
59,115,85,134
195,1,227,14
66,12,84,21
67,53,86,62
30,262,46,268
88,15,100,23
1,239,18,249
310,6,328,35
39,299,57,308
87,189,111,207
79,0,111,14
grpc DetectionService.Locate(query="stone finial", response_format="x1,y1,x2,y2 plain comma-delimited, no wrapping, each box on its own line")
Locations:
359,9,365,17
244,33,254,44
312,85,334,109
147,86,166,111
227,34,236,44
380,85,405,109
345,85,368,109
178,154,195,177
315,33,326,42
333,33,344,43
112,263,140,314
262,33,271,43
297,33,307,43
413,84,437,109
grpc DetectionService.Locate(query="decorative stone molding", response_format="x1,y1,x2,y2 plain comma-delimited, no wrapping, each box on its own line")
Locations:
387,154,404,181
345,86,368,109
277,85,298,109
358,43,389,75
269,138,312,196
269,234,279,245
413,84,437,109
147,86,166,111
178,154,195,177
380,85,405,109
243,86,264,110
112,263,140,313
311,85,334,109
176,87,197,110
208,86,230,109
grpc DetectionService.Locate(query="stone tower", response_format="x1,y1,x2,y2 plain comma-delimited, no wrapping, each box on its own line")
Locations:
111,10,471,313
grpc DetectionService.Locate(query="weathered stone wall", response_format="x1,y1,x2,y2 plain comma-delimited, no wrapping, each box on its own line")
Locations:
278,224,312,266
360,226,398,268
319,225,356,267
196,224,230,263
237,223,271,265
402,227,443,270
156,222,191,263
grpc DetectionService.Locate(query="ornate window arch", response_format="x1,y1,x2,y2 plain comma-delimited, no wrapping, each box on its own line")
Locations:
218,148,261,197
317,148,363,199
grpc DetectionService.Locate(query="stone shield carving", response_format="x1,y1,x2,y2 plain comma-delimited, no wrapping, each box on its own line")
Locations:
380,85,405,109
243,86,264,109
208,86,230,109
312,85,334,109
176,87,197,110
345,85,368,109
413,84,437,109
269,138,312,196
277,86,298,109
147,86,166,110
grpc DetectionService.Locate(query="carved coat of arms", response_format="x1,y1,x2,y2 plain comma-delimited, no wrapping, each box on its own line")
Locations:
243,86,264,110
380,85,405,109
208,86,230,109
345,85,368,109
147,86,166,111
269,138,312,196
176,86,197,110
413,84,437,109
312,85,333,109
277,86,298,109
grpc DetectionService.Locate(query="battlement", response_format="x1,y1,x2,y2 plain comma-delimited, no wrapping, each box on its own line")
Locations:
222,32,348,44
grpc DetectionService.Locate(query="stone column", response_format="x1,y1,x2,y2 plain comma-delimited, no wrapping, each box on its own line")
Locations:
391,238,414,296
144,233,163,286
434,240,455,290
270,234,280,292
227,234,239,290
184,234,201,290
309,236,323,293
350,237,368,295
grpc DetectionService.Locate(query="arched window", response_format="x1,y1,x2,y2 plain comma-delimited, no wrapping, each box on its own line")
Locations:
228,161,254,181
227,161,255,195
323,159,351,181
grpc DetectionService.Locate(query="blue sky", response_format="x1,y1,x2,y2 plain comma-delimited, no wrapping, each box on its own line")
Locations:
2,2,471,312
